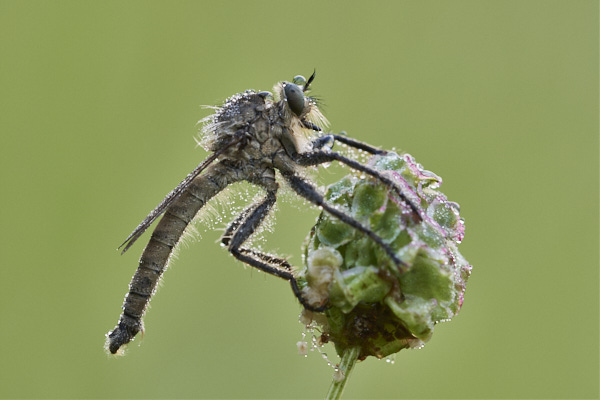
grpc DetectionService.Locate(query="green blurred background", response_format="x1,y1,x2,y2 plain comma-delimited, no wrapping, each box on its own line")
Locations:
0,1,597,398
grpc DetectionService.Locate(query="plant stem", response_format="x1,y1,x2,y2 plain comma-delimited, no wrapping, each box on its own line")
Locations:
325,346,360,400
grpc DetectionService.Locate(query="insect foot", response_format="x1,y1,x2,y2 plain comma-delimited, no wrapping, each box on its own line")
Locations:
296,152,472,361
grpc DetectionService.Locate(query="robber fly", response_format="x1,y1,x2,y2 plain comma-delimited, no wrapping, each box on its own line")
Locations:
106,72,421,354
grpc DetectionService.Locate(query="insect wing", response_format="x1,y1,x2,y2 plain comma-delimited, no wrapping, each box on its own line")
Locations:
118,137,241,254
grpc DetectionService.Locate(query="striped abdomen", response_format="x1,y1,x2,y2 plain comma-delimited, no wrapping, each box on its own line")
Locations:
106,161,239,354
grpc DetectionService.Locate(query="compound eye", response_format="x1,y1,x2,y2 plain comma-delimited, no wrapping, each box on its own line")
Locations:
284,82,305,117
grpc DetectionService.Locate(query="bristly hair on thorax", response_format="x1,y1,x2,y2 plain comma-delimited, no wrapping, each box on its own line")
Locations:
198,80,328,155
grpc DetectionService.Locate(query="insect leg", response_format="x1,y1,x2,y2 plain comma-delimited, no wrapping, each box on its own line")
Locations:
310,135,335,151
302,120,322,131
281,172,407,269
295,150,422,220
221,206,293,273
221,189,327,312
236,248,328,311
310,133,384,153
314,133,388,155
222,190,290,279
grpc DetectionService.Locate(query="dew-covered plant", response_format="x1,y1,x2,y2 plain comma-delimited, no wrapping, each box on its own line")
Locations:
295,151,472,398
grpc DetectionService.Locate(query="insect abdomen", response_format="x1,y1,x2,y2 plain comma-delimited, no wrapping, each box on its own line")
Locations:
106,162,237,354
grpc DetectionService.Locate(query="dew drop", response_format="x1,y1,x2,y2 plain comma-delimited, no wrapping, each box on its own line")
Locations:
332,369,344,382
297,341,308,356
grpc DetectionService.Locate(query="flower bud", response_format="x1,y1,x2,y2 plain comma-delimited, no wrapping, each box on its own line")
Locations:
297,152,472,359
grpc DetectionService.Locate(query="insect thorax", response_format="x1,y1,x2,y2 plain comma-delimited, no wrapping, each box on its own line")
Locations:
201,90,281,155
199,84,326,164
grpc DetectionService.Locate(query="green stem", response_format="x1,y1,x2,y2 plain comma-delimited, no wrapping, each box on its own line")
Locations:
325,346,360,400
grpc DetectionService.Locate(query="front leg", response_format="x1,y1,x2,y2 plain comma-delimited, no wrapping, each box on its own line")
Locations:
294,149,422,220
281,171,408,270
311,133,388,155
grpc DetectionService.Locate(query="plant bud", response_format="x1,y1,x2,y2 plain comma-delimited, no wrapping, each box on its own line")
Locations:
298,152,472,360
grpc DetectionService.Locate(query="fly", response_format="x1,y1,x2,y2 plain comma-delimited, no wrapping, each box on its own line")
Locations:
106,72,421,354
